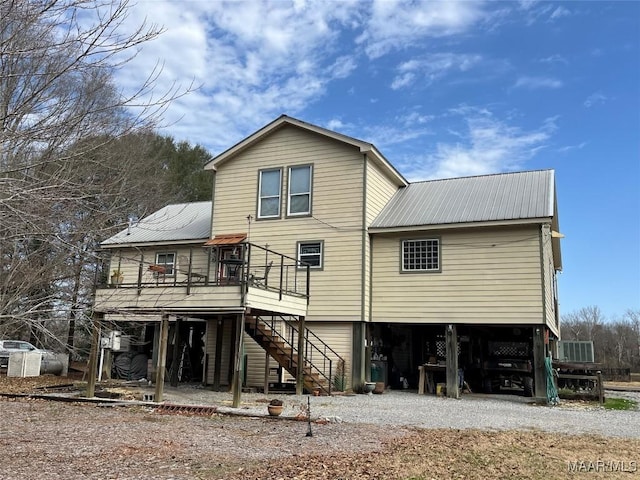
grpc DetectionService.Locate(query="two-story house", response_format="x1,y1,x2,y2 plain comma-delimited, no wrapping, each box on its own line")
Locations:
93,115,562,400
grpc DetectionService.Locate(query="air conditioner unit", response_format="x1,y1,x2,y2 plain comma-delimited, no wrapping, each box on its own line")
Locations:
557,341,595,363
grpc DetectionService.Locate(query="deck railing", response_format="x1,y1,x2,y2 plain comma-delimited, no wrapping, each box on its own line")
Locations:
96,242,310,302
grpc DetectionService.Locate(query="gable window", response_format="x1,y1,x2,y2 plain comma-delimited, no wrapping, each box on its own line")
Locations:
258,168,282,219
402,239,440,272
155,252,176,276
288,165,312,216
297,241,323,269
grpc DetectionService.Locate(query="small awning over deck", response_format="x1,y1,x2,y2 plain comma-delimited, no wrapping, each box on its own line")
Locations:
204,233,247,246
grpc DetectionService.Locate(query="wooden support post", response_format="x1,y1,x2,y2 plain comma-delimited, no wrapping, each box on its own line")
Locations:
85,312,102,398
212,317,223,390
154,314,169,402
533,326,546,400
597,371,604,404
170,318,182,387
232,312,245,408
264,350,270,395
445,324,459,399
418,365,425,395
352,322,365,392
102,349,112,380
296,316,306,395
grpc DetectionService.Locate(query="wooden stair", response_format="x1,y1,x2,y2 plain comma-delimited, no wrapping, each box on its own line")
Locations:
244,316,330,395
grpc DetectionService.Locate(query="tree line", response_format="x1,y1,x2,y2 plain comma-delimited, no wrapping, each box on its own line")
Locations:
0,1,209,355
561,306,640,371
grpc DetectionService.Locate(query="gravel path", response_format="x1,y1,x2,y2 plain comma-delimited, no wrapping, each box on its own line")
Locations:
160,386,640,439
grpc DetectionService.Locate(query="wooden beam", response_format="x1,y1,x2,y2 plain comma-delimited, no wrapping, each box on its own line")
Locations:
212,316,223,390
445,324,459,399
154,314,169,402
85,312,102,398
232,312,245,408
352,322,365,392
597,371,605,404
170,318,182,387
296,316,305,395
533,326,546,401
264,350,270,395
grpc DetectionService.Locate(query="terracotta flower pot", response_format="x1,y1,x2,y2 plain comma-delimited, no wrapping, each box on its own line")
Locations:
267,405,283,416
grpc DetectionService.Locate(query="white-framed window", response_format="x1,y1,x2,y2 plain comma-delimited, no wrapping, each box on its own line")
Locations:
287,165,312,216
297,241,323,269
402,239,440,272
155,252,176,276
258,168,282,219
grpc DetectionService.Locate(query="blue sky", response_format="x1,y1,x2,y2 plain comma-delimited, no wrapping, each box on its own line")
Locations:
116,0,639,319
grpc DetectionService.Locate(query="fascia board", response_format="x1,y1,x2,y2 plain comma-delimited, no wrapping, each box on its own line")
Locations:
368,217,552,235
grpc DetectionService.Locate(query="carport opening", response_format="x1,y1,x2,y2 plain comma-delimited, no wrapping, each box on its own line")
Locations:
369,324,536,396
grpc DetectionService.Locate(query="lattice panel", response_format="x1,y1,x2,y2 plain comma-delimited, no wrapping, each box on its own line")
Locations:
489,341,529,357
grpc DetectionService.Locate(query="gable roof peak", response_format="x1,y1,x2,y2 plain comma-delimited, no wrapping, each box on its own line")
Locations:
205,115,408,186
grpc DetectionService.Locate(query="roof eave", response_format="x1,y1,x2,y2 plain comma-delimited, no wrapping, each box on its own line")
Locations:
369,217,553,234
363,145,408,187
100,238,210,249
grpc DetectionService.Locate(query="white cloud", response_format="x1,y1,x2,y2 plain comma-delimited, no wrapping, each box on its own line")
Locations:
584,92,608,108
514,76,563,89
403,108,555,180
538,54,568,65
357,0,488,59
550,6,571,20
109,1,366,153
391,53,483,89
557,142,587,153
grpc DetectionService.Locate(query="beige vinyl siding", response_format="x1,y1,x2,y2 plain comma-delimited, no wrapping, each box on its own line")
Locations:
365,158,401,225
371,226,544,323
541,227,560,337
214,125,365,320
306,322,352,390
244,334,280,387
94,285,242,312
363,158,403,321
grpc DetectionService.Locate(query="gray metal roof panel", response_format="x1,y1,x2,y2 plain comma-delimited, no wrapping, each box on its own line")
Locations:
371,170,554,228
101,201,212,245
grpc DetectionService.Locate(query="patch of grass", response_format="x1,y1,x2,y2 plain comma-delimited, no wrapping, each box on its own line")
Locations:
603,397,637,410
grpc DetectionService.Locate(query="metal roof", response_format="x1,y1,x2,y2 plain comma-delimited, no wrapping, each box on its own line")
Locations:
204,233,247,246
371,170,555,229
101,201,212,246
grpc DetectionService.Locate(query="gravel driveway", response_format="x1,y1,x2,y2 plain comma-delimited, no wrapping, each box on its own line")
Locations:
161,387,640,439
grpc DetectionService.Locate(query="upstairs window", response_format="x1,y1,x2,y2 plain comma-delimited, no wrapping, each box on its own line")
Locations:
258,169,282,219
288,165,312,216
297,241,323,269
402,239,440,272
155,252,176,276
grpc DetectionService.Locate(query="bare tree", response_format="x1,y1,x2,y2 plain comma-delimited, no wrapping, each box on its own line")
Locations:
561,307,640,370
0,0,194,352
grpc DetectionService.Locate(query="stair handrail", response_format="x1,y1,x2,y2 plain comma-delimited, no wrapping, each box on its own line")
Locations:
274,315,345,395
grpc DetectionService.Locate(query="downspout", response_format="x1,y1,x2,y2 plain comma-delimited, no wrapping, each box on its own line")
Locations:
355,154,368,388
536,224,549,399
361,154,368,324
538,224,548,328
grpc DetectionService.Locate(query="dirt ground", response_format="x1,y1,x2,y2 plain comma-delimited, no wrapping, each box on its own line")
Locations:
1,375,639,480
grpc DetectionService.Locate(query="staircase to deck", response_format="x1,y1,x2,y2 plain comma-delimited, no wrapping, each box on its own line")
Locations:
244,315,344,395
